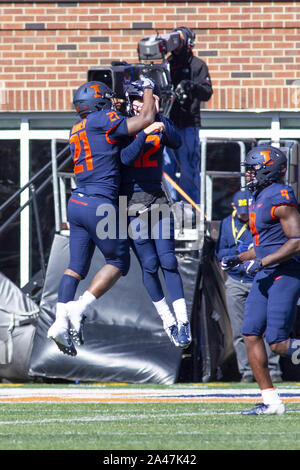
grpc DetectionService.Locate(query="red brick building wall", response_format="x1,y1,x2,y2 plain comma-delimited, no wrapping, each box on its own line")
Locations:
0,1,299,112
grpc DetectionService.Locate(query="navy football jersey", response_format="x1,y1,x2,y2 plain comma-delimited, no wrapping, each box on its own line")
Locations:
119,114,181,194
69,108,128,200
249,183,298,259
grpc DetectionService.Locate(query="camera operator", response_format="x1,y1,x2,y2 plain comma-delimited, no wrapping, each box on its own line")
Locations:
163,26,213,204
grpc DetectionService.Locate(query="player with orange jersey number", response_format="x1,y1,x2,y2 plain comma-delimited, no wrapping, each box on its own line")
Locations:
118,81,191,349
221,145,300,415
48,78,156,356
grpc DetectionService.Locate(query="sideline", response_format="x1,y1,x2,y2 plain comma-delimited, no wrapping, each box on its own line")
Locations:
1,385,300,403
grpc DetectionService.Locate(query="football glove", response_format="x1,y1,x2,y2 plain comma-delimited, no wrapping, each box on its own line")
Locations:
180,79,195,93
139,75,155,90
221,255,240,271
244,258,263,274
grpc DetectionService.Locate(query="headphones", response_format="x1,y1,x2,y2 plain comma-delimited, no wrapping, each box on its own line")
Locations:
173,26,195,48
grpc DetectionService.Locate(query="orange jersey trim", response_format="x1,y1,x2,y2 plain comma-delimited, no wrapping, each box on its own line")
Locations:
270,203,297,220
105,124,119,144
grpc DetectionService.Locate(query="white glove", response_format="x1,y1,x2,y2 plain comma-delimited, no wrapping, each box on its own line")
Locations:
139,75,155,90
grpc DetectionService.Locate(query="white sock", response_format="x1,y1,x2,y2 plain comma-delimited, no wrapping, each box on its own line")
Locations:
77,290,97,313
173,298,188,325
261,388,282,405
55,302,68,327
153,297,176,328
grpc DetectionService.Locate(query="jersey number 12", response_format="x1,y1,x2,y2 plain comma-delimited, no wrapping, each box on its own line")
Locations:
134,135,160,168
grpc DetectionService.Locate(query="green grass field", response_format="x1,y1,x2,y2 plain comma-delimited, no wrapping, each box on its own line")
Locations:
1,382,300,451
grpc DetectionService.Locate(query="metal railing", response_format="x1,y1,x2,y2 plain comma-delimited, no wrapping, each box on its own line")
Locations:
56,171,76,229
3,135,295,285
200,137,257,238
0,143,71,279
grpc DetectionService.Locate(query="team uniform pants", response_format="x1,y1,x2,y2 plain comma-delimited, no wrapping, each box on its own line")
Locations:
67,193,130,278
129,209,184,303
242,262,300,344
225,275,282,379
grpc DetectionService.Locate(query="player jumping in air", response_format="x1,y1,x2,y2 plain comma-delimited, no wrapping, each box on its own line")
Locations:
119,81,191,349
222,145,300,415
47,77,156,356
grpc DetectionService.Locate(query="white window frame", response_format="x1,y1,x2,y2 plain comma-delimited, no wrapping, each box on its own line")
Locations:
0,113,71,287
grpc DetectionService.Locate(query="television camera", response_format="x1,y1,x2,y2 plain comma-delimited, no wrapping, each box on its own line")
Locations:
87,31,188,117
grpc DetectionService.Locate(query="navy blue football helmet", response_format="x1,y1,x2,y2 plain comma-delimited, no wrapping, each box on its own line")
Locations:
242,145,287,191
124,79,160,115
73,81,115,118
125,82,144,100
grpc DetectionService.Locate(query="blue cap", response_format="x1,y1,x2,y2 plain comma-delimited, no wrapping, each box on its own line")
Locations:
232,190,250,215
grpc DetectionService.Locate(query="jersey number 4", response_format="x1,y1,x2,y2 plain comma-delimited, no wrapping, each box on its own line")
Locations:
69,131,93,174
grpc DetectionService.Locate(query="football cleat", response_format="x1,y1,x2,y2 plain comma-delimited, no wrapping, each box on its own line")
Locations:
241,402,285,416
165,324,179,347
177,322,192,349
66,300,86,345
47,322,77,356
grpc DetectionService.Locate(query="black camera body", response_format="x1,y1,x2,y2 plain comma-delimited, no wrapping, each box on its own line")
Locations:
87,61,174,116
87,31,184,116
87,63,138,102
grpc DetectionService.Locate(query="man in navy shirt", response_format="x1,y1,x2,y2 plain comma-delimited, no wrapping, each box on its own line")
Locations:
48,78,156,356
222,145,300,415
119,82,191,349
216,190,282,383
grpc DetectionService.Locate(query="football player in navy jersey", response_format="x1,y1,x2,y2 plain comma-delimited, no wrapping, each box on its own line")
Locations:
119,82,191,348
47,78,156,356
221,145,300,415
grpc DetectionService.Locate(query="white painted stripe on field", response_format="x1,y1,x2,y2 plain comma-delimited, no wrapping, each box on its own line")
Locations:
0,386,300,403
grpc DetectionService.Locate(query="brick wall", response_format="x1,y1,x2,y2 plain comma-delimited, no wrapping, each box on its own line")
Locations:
0,1,300,112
